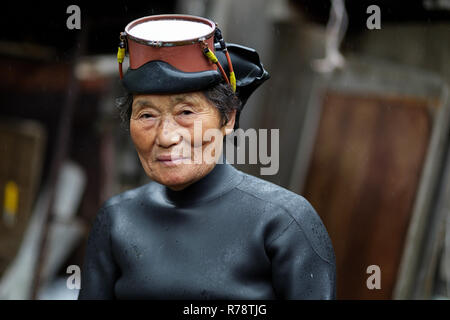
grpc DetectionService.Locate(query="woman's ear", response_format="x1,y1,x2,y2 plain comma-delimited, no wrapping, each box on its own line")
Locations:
223,109,237,135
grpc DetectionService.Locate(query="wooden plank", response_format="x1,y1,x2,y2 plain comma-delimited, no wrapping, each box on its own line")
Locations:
301,91,432,299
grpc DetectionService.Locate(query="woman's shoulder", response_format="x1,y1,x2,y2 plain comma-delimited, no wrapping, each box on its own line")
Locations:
235,171,335,264
99,181,160,212
236,171,314,217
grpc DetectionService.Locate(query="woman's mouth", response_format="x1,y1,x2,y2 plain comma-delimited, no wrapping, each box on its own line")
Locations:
156,155,190,166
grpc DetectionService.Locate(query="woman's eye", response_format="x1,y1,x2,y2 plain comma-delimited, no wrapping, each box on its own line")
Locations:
181,110,193,115
140,113,154,119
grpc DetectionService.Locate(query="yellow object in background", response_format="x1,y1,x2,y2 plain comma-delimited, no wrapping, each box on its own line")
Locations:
3,181,19,227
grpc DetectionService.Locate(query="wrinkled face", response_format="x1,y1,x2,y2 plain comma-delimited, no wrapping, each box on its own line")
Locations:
130,92,236,190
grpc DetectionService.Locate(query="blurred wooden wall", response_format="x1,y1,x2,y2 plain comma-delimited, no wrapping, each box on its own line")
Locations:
301,91,433,299
0,119,46,276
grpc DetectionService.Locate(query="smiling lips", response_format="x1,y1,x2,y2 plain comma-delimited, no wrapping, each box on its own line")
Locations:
156,154,189,166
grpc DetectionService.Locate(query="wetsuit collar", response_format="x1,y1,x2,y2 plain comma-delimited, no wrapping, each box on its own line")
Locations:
163,156,242,205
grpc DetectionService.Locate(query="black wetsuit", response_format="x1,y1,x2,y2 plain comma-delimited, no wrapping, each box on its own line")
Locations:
78,161,336,299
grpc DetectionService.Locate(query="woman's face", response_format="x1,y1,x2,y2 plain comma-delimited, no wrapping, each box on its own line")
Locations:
130,92,236,190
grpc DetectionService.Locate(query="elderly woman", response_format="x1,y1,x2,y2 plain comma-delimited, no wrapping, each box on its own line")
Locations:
78,15,336,300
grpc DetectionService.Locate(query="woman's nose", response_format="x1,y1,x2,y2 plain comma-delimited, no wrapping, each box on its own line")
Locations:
155,118,182,148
